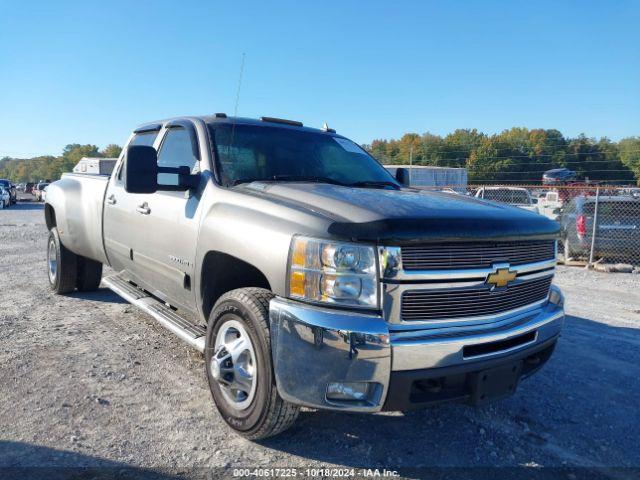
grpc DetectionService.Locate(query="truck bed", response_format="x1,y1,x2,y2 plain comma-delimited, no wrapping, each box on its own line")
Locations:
45,172,110,264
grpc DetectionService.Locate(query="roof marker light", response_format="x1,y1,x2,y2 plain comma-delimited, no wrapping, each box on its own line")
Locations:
260,116,303,127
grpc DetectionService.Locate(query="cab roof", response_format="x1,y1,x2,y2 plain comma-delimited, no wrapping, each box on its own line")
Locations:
134,115,338,136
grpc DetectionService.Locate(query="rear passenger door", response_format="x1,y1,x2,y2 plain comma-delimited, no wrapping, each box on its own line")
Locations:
103,127,160,280
133,123,203,312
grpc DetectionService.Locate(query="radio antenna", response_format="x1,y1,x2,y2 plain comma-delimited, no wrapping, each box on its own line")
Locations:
233,52,246,118
228,53,245,176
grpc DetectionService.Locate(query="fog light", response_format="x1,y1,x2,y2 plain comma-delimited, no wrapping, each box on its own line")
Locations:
326,382,372,401
548,285,564,307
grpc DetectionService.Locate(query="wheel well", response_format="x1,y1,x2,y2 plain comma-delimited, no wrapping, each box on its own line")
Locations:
45,204,56,230
200,251,271,319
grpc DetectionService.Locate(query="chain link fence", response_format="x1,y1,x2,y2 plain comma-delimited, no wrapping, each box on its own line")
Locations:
412,184,640,268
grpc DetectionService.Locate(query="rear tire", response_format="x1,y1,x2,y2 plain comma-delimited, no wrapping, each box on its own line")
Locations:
205,288,300,440
47,227,77,294
76,256,103,292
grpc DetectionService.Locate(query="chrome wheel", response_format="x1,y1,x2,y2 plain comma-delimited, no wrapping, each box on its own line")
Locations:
47,237,57,284
211,318,257,411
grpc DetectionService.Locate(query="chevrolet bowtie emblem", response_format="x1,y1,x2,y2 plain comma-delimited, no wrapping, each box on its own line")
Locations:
486,267,517,288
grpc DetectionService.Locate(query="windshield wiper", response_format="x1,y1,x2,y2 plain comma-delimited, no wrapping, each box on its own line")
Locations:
232,178,260,186
347,180,400,190
270,175,349,186
233,175,348,187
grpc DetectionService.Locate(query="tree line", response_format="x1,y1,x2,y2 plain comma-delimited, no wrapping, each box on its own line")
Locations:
364,128,640,185
2,128,639,185
0,144,122,183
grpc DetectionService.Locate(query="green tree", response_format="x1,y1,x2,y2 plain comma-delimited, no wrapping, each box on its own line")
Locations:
619,137,640,185
102,144,122,158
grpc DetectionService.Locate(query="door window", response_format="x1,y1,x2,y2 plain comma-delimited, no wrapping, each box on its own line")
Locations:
130,131,158,147
157,127,199,186
117,131,159,182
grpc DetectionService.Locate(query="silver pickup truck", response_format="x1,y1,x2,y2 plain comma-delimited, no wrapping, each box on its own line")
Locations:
45,115,564,439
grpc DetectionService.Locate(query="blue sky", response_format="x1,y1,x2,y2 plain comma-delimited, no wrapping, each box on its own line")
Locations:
1,0,638,157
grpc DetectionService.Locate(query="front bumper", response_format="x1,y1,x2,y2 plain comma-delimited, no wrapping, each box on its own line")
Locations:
269,292,564,412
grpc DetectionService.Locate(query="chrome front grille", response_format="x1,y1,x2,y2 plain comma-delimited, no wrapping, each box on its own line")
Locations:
401,241,555,270
400,276,552,322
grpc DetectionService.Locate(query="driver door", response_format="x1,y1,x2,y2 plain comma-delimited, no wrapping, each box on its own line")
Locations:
132,124,203,312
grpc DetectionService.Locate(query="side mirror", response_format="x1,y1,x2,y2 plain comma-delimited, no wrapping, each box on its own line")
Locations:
395,167,410,187
125,145,158,194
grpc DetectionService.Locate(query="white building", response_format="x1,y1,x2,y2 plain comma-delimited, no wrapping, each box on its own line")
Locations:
73,157,117,175
384,165,468,190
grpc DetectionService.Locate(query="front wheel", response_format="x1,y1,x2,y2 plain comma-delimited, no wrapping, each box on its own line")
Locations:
205,288,299,440
47,227,77,294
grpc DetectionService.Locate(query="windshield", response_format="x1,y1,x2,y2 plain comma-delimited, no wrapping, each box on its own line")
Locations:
209,124,398,188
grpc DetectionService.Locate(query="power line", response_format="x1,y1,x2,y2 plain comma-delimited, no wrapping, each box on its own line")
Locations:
467,178,637,183
377,158,637,166
467,169,635,173
372,149,640,162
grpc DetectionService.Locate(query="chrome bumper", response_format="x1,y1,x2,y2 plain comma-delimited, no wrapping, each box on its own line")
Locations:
269,288,564,413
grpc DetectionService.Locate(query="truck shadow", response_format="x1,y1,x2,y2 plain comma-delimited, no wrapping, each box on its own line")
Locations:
0,441,179,479
259,314,640,468
70,287,127,304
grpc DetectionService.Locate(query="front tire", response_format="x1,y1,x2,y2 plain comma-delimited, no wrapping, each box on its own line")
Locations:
47,227,77,294
205,288,300,440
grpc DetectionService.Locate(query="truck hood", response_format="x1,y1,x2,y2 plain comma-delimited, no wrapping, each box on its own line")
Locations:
240,182,560,244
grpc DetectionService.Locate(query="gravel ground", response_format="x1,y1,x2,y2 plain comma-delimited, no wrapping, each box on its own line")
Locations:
1,200,639,478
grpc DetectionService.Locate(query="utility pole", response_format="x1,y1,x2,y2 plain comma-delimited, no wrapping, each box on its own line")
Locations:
588,187,600,267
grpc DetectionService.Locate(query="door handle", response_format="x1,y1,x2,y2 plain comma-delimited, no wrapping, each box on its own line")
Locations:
106,194,116,205
136,203,151,215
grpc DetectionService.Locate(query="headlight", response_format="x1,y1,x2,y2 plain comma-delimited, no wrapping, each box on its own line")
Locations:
288,236,378,308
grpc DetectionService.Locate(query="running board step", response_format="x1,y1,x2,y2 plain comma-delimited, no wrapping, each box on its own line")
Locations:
103,274,206,353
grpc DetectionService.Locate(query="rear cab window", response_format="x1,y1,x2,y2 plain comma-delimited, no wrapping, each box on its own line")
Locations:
156,126,200,186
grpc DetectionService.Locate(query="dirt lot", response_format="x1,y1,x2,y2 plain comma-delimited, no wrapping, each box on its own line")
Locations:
1,200,639,478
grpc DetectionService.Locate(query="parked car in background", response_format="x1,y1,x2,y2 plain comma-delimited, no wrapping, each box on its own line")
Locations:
537,191,563,221
543,168,576,185
40,185,49,203
34,182,50,202
25,183,35,194
0,179,17,205
475,186,539,213
559,195,640,261
0,187,10,209
620,187,640,199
